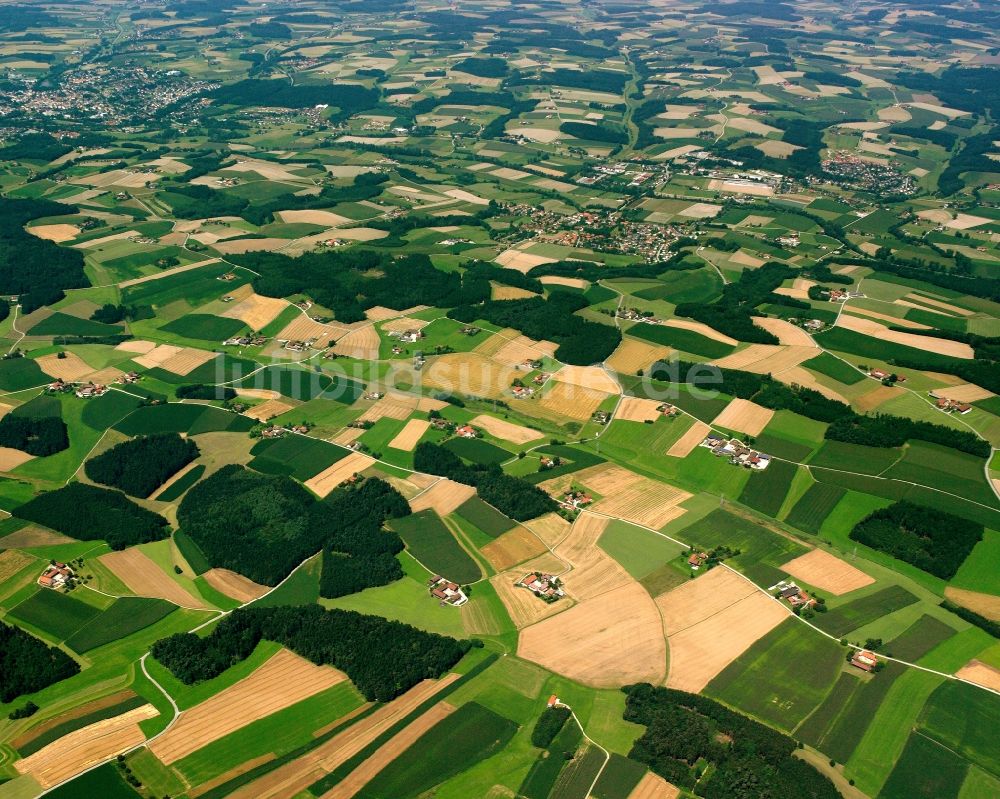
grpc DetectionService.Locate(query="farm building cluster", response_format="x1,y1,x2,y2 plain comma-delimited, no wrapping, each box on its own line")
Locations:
769,580,818,610
516,571,565,603
428,575,468,607
38,562,73,589
700,435,772,470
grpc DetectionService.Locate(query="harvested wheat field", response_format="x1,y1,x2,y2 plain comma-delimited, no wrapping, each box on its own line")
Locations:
332,325,380,361
222,292,288,330
131,344,183,368
115,339,158,355
552,365,620,394
381,317,429,335
472,328,519,357
492,283,537,300
781,549,874,596
151,649,346,764
305,452,376,498
0,447,34,471
481,526,547,571
0,526,71,549
902,293,973,316
358,393,421,423
246,399,295,422
320,701,457,799
423,353,517,399
711,398,774,436
711,344,816,375
491,554,570,628
606,337,672,374
28,224,80,243
663,319,738,346
161,349,222,377
88,367,125,386
0,549,34,582
779,367,848,404
495,248,558,273
855,384,902,413
538,381,611,421
332,427,365,446
752,317,817,348
667,421,711,458
956,660,1000,693
559,464,690,530
553,512,630,600
658,568,787,692
539,276,589,289
837,314,974,358
519,582,666,687
202,568,268,603
227,676,459,799
842,305,929,330
277,209,350,226
35,352,93,382
524,512,571,548
489,334,559,366
387,419,430,451
934,383,994,403
409,479,477,515
945,587,1000,622
276,315,341,347
616,396,663,423
468,414,543,445
629,772,680,799
100,547,210,608
15,704,158,788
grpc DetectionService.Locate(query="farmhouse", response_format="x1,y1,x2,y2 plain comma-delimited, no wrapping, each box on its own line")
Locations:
850,649,880,673
700,436,772,470
770,580,816,608
512,385,534,399
516,571,565,602
929,392,972,414
74,382,108,399
561,489,593,509
687,551,709,570
428,575,468,606
38,562,73,588
455,424,478,439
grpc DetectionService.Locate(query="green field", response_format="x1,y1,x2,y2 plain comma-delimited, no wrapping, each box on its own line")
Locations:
391,509,481,584
677,508,807,571
784,483,846,535
814,585,920,638
591,754,647,799
174,529,211,574
803,351,866,385
951,529,1000,595
707,619,843,731
357,701,519,798
46,763,143,799
65,597,175,652
627,322,736,358
27,312,124,337
115,403,254,436
454,496,516,538
160,313,247,341
8,588,102,641
882,441,997,506
0,358,47,391
807,440,903,476
173,680,365,785
598,520,685,580
880,731,968,799
918,681,1000,778
443,435,512,465
249,435,349,481
738,458,798,518
885,614,957,661
157,464,206,502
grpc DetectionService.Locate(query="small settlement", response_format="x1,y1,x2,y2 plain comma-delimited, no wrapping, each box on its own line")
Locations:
428,575,468,607
38,562,73,589
700,435,772,470
516,571,565,603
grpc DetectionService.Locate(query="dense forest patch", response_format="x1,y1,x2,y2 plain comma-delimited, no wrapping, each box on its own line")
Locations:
151,605,473,701
849,501,982,580
1,621,80,703
623,683,838,799
0,198,88,312
14,483,169,550
179,466,408,590
414,442,557,521
85,433,199,497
